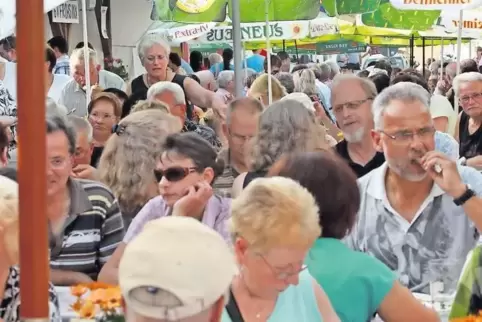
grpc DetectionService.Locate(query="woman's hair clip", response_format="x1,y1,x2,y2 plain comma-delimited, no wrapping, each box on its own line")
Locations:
112,124,126,136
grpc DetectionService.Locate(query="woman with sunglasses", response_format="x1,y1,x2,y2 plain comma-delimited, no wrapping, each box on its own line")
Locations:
98,132,228,285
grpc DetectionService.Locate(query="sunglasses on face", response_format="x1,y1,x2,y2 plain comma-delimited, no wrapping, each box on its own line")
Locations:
154,166,198,182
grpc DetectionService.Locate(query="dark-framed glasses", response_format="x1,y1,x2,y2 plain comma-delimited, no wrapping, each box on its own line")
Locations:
379,126,436,144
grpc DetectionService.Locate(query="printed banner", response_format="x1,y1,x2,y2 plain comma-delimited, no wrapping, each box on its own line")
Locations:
196,21,310,43
159,23,216,44
316,40,367,54
154,0,320,23
390,0,482,11
441,10,482,34
309,17,339,37
51,0,79,24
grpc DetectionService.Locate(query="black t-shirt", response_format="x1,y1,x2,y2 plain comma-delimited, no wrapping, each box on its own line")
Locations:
459,111,482,159
335,140,385,178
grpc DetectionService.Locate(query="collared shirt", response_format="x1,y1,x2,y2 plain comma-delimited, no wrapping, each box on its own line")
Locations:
345,162,482,294
59,70,125,117
183,119,222,151
53,54,70,75
335,140,385,178
336,131,460,178
213,149,240,198
49,178,125,280
123,195,231,244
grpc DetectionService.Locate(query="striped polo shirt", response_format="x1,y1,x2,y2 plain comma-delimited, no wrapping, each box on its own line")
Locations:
49,178,125,280
213,149,240,198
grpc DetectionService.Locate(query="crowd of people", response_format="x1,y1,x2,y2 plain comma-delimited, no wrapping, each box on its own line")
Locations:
0,32,482,321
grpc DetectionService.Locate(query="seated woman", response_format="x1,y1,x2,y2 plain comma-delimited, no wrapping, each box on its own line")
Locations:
98,109,181,227
269,152,440,322
224,176,339,322
87,92,122,167
98,132,228,285
0,176,61,321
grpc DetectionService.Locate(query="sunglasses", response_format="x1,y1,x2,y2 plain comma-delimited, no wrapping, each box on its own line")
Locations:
154,167,198,182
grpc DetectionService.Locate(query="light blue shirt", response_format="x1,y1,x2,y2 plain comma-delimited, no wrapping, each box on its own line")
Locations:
181,59,193,74
221,270,322,321
210,62,234,78
246,54,265,73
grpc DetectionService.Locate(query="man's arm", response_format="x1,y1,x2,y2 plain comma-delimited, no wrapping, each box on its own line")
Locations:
50,269,93,286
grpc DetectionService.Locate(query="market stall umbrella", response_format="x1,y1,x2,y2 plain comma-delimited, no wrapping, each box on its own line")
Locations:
0,0,68,39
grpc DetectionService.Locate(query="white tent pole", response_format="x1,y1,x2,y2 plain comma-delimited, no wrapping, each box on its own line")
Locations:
265,0,272,105
81,0,91,109
456,10,463,75
469,40,472,59
431,39,434,60
440,37,444,81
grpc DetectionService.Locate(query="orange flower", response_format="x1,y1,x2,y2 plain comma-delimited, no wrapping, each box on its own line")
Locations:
71,285,88,297
70,298,84,313
85,281,115,290
78,300,96,319
89,289,107,305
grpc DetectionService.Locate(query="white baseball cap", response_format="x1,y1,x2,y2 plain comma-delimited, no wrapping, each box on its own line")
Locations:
119,216,237,321
281,92,316,112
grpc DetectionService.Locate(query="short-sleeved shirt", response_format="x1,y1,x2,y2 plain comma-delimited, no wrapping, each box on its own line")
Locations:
123,195,232,244
49,178,125,280
59,70,125,117
307,238,396,322
430,94,457,137
213,149,240,198
345,162,482,294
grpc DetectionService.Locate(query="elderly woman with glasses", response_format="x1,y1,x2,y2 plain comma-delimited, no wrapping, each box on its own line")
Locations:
0,176,61,321
126,34,227,119
98,132,230,285
223,176,339,322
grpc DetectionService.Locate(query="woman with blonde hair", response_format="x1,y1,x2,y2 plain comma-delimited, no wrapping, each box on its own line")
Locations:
97,109,182,227
247,73,287,106
231,99,329,197
224,176,339,321
0,176,61,321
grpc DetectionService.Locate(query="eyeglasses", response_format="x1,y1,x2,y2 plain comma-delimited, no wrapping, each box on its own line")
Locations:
154,167,198,182
333,98,373,114
459,92,482,105
146,55,166,63
379,126,435,144
89,112,115,121
259,254,307,281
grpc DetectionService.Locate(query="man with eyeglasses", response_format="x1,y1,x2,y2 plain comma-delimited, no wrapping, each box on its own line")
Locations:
345,82,482,295
454,72,482,170
332,74,460,178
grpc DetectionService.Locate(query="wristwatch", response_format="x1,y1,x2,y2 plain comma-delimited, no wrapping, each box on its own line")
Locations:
459,157,467,166
453,185,475,206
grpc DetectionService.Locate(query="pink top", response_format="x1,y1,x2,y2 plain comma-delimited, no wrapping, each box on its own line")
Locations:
123,195,232,244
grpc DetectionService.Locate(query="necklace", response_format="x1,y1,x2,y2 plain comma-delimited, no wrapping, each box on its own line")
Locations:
235,275,275,320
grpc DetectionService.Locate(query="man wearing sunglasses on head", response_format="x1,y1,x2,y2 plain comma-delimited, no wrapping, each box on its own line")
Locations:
98,132,231,285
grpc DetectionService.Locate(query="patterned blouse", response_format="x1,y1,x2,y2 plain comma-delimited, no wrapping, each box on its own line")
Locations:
0,266,61,322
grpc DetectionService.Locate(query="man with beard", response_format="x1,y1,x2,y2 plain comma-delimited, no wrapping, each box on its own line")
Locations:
346,82,482,295
332,75,383,177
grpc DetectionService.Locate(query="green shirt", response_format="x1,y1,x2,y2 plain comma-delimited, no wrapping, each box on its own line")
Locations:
306,238,396,322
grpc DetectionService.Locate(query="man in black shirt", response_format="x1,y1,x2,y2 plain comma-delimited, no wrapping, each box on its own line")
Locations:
331,74,383,177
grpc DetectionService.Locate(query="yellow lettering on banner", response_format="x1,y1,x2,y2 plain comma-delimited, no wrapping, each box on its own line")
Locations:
403,0,471,4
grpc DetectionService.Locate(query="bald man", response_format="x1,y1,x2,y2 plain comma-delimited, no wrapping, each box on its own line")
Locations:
195,70,217,91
